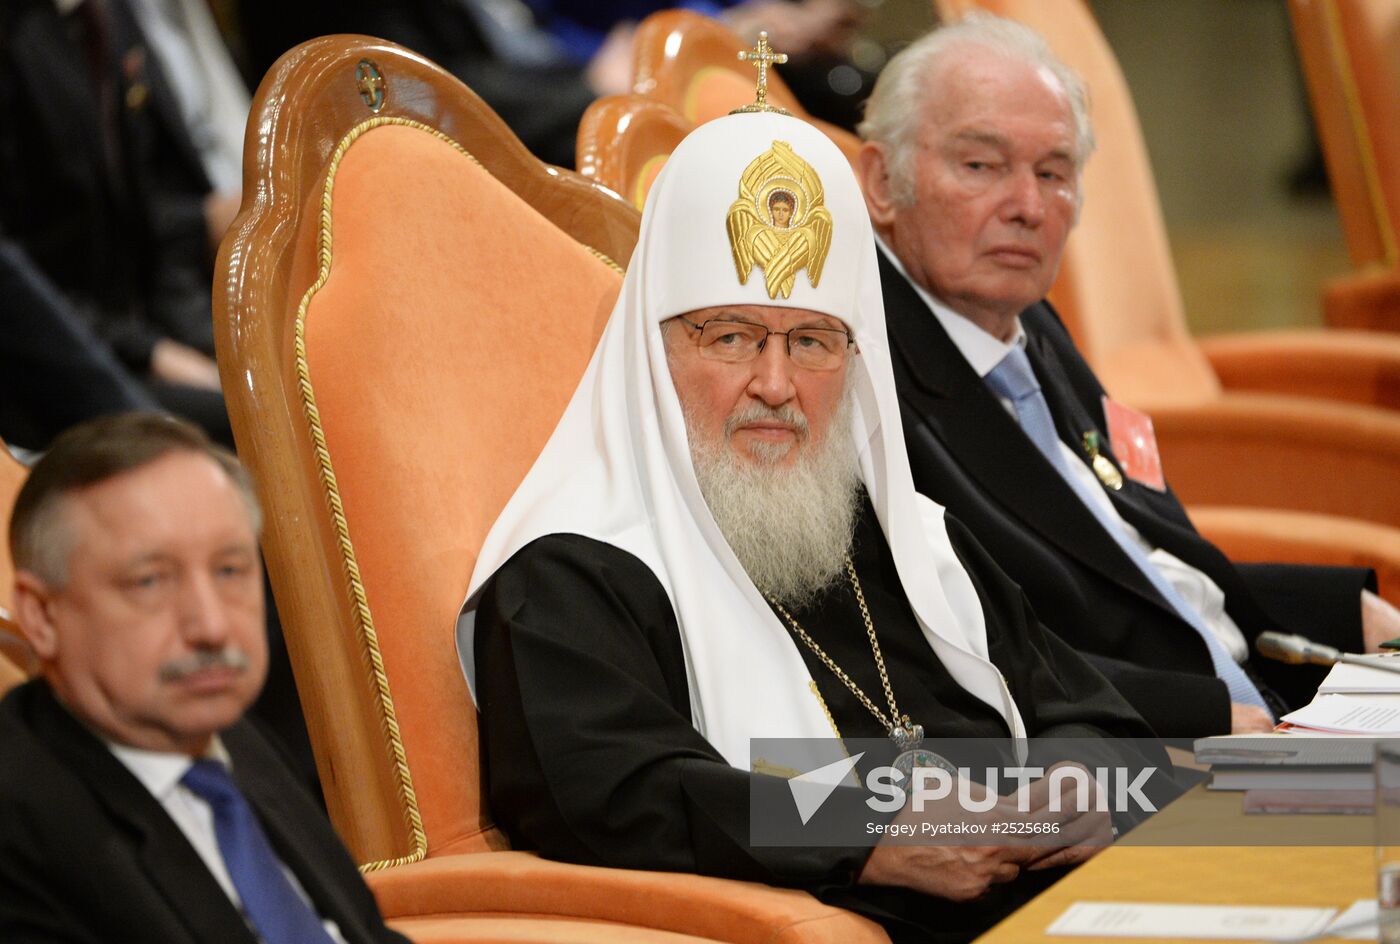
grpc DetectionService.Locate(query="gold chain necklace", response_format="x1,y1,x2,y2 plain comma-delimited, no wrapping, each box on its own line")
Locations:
769,556,924,750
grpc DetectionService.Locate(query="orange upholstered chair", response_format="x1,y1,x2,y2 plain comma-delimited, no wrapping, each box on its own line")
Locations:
576,94,691,209
1289,0,1400,332
216,34,886,943
922,0,1400,527
1193,506,1400,609
0,443,24,621
631,10,861,168
0,442,36,695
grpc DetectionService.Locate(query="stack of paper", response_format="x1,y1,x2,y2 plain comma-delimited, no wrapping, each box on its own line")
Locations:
1318,655,1400,695
1194,734,1377,765
1193,729,1377,796
1280,695,1400,735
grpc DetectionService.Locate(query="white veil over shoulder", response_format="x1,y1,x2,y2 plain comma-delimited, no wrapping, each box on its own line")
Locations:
457,112,1026,767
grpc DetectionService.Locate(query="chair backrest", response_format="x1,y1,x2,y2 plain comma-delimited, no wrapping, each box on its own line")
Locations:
1289,0,1400,271
215,35,639,871
631,10,862,169
577,94,692,209
933,0,1221,408
0,444,25,623
0,443,36,694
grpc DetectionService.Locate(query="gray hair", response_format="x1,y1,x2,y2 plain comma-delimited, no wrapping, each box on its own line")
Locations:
857,12,1095,205
10,413,262,588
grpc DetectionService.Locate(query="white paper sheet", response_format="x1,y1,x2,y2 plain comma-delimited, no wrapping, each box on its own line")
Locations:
1319,657,1400,694
1046,902,1336,940
1324,900,1377,941
1281,695,1400,735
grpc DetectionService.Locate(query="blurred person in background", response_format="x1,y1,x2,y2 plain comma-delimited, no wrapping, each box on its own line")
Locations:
0,233,160,452
529,0,870,126
0,0,250,448
235,0,630,167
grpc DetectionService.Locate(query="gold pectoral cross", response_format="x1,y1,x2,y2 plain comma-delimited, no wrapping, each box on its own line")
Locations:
731,31,791,115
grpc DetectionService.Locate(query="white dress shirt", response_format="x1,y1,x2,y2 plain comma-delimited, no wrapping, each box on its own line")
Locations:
878,239,1249,663
106,736,349,944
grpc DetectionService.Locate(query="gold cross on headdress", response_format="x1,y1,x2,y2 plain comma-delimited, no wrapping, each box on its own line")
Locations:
730,31,791,115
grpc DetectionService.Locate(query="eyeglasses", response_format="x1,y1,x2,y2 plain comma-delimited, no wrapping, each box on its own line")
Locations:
674,316,854,371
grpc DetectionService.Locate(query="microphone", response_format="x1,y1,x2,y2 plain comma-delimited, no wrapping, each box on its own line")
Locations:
1256,631,1400,675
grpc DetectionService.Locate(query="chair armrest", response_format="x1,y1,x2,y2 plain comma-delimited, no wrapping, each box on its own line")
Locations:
366,850,889,944
1148,393,1400,529
1190,505,1400,608
389,914,725,943
1198,329,1400,410
1322,268,1400,332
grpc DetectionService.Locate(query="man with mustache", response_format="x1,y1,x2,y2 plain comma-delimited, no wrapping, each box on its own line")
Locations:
0,413,408,944
855,15,1400,738
460,107,1168,943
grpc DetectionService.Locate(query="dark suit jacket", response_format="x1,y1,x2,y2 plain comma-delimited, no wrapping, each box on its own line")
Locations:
0,237,159,449
0,681,408,944
0,0,216,370
882,253,1371,737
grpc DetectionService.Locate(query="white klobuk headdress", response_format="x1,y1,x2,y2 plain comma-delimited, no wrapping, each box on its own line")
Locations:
458,112,1025,767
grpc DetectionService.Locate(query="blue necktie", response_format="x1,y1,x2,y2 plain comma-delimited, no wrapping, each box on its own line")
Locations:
985,346,1270,714
181,760,336,944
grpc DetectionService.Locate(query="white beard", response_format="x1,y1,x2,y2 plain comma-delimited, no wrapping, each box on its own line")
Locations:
687,390,862,609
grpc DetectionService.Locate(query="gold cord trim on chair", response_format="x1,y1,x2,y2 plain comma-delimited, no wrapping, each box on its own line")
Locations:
583,245,625,275
295,115,431,873
294,116,624,874
1322,0,1397,267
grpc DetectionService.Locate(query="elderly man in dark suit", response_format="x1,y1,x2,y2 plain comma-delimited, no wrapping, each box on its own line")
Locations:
0,413,407,944
854,14,1400,739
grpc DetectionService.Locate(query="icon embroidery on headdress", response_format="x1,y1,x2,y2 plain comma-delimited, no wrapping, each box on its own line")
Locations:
726,141,833,299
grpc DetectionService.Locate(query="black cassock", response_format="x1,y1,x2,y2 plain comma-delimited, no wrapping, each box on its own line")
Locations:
475,499,1168,942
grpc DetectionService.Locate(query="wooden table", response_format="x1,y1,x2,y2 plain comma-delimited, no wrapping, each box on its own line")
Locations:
974,784,1375,942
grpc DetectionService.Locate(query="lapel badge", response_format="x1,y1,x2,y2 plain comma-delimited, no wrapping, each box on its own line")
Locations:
124,83,148,111
1082,431,1124,491
726,141,833,299
122,48,148,110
